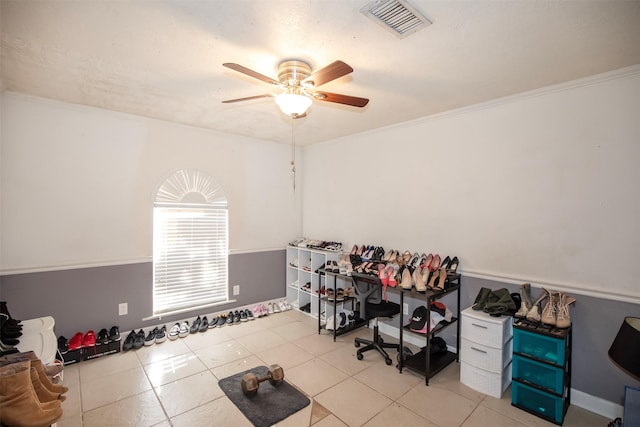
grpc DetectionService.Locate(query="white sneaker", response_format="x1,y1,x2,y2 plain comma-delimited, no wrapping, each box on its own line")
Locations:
278,301,288,312
178,321,189,338
168,323,180,340
273,302,281,313
267,303,275,314
326,315,336,330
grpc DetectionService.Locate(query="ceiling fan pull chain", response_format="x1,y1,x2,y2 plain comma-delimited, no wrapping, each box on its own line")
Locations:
291,116,296,191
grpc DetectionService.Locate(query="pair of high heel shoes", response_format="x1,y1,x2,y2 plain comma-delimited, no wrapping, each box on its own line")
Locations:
420,254,459,275
408,266,448,292
379,264,447,292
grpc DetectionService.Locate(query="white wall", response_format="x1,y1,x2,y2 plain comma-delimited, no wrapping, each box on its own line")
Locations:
302,67,640,301
0,93,301,273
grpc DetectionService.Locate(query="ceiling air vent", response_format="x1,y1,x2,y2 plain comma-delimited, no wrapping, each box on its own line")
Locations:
361,0,432,39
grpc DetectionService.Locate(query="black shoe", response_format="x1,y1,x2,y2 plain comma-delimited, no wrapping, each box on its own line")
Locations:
208,315,219,329
240,310,247,322
233,310,241,324
226,312,234,325
0,302,21,327
57,336,68,354
190,316,201,334
199,316,209,332
245,309,255,321
133,329,145,349
122,331,135,351
109,326,121,342
144,327,158,346
0,326,22,339
97,328,110,344
155,325,167,343
218,314,227,327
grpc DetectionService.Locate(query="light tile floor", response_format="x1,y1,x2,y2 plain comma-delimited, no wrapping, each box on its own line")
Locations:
56,309,610,426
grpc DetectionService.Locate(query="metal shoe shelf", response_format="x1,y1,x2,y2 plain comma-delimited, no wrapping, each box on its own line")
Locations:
396,273,462,386
316,270,367,341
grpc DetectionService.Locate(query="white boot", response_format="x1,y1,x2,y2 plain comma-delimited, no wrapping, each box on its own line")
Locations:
515,283,532,318
555,293,575,328
541,289,560,326
526,290,547,322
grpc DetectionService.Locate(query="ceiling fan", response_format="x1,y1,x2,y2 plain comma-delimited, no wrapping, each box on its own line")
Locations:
221,60,369,118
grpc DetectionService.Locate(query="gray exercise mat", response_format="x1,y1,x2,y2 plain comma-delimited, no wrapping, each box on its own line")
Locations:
218,365,311,427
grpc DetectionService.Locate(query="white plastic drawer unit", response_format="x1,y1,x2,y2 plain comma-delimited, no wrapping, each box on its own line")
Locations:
459,307,514,398
461,308,513,348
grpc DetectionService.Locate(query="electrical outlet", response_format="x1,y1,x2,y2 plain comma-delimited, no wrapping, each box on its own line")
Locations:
233,285,240,296
118,302,128,316
403,303,408,315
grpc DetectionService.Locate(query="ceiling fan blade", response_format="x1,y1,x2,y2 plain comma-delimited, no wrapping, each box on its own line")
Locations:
222,63,282,86
313,91,369,108
221,94,274,103
303,61,353,87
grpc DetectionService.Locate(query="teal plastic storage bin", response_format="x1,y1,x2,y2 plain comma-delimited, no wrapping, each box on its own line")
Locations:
514,328,565,365
513,354,564,394
512,381,566,424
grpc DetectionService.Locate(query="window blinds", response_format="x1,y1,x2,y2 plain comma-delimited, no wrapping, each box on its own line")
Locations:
153,206,228,315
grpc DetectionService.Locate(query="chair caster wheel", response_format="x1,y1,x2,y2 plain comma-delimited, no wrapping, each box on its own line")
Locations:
354,341,360,348
377,337,384,344
357,352,363,360
385,358,392,366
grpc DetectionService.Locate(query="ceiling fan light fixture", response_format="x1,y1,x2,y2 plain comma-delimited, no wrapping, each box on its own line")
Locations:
275,92,312,116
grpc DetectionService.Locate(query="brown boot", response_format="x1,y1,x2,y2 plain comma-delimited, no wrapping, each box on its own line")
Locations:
0,363,63,427
30,367,66,402
1,351,69,395
30,358,69,395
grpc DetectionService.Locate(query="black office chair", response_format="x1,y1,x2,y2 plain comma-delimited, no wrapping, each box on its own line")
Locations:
351,272,400,365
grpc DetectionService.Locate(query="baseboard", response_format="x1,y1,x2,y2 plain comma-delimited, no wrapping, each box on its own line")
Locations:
571,388,623,420
376,321,622,420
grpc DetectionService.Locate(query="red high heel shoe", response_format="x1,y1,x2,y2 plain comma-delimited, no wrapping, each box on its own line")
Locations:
430,254,441,272
421,253,433,272
378,264,389,285
386,266,397,287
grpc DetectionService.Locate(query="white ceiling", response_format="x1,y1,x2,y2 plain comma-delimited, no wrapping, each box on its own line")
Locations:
2,1,640,146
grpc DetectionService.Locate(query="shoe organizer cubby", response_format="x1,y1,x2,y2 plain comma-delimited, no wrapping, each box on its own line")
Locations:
286,245,338,316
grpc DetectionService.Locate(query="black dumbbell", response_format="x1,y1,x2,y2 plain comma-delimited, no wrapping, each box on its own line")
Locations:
241,364,285,396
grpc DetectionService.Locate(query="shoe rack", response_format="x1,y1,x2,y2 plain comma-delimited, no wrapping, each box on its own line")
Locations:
511,319,572,425
317,270,368,341
397,273,462,386
286,245,339,317
16,317,57,365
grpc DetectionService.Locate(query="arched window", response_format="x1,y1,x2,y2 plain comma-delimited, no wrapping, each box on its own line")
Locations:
153,169,228,316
